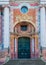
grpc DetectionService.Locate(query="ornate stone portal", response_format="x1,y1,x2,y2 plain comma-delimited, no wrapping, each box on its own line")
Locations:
10,2,39,59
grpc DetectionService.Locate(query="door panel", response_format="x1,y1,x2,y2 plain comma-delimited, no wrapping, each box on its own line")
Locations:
18,37,30,58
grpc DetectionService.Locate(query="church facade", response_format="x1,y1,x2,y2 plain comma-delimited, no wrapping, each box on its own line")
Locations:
0,0,46,61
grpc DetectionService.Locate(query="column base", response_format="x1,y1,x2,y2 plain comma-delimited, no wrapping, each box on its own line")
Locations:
11,53,14,59
14,52,18,59
35,49,40,58
42,47,46,61
31,53,35,58
35,53,39,58
31,53,39,58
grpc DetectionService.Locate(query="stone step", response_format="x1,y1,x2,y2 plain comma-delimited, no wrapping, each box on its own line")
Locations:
3,59,45,65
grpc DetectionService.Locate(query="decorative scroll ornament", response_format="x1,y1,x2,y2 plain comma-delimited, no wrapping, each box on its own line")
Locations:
16,15,33,22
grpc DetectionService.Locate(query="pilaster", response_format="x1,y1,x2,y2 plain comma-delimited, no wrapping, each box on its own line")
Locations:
3,7,10,48
40,6,46,60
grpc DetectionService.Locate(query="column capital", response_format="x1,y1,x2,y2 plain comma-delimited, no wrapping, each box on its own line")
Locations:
39,4,46,9
2,5,10,9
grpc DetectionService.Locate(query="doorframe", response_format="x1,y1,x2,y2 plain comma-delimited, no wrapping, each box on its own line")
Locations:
18,37,31,58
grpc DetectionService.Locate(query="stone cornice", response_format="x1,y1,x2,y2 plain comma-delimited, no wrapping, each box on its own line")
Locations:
9,0,40,3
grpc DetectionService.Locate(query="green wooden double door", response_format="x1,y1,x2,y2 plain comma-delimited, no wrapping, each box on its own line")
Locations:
18,37,30,58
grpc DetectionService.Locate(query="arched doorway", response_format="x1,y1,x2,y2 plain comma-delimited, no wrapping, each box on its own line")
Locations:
18,37,30,58
10,22,39,59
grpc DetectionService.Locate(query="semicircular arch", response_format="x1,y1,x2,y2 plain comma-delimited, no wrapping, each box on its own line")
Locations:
13,21,36,29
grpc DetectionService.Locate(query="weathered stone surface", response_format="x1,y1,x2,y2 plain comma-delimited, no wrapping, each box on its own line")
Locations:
3,59,45,65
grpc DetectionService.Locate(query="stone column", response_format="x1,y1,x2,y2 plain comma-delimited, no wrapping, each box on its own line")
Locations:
3,7,10,48
31,38,35,58
40,7,46,60
35,35,39,58
10,34,14,59
0,9,3,49
15,38,18,58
